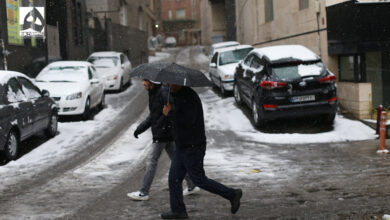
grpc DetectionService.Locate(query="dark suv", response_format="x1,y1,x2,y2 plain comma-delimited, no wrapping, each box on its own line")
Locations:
233,45,337,128
0,71,58,160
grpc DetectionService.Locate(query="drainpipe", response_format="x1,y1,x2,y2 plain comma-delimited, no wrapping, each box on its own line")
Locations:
0,39,8,70
315,0,322,58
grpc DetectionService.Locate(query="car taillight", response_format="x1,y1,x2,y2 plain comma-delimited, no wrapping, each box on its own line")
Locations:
318,75,336,83
260,81,287,90
328,97,337,103
263,104,278,109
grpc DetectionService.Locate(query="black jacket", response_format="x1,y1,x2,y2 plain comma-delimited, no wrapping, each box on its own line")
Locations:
170,87,206,148
136,85,173,143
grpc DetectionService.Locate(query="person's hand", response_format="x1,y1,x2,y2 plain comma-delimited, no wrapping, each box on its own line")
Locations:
163,103,172,116
134,129,140,139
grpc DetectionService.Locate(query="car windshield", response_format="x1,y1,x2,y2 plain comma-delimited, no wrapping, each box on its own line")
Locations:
36,66,87,82
88,56,119,67
219,48,253,65
272,61,326,81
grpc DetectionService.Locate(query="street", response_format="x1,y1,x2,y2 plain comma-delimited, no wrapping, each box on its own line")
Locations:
0,46,389,220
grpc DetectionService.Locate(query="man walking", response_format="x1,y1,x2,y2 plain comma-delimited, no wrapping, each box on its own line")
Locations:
127,79,199,201
161,84,242,219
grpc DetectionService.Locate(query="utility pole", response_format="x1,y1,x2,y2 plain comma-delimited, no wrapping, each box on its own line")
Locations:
0,39,8,70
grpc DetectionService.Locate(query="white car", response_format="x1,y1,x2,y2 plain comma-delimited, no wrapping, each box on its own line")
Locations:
165,37,177,47
87,51,132,91
35,61,105,119
209,41,240,58
209,45,253,95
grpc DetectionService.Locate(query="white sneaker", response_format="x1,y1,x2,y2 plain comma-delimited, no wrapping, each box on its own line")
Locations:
183,186,200,196
127,191,149,201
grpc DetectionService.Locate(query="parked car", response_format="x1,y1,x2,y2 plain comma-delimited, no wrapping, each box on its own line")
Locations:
209,45,253,95
0,71,58,160
35,61,105,120
209,41,240,58
24,56,62,78
233,45,337,128
164,36,177,47
87,51,132,92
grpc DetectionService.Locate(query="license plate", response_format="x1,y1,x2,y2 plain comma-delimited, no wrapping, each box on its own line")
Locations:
291,95,315,103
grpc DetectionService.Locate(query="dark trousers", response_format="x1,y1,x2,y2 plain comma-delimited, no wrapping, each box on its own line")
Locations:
168,145,235,212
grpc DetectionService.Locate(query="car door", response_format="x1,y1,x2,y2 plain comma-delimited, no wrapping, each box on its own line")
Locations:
248,56,265,102
209,52,219,84
91,66,104,106
88,66,99,107
240,54,255,103
17,76,51,132
120,54,129,84
6,78,33,139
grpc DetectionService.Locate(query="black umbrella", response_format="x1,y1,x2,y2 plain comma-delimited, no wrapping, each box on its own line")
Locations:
130,62,212,87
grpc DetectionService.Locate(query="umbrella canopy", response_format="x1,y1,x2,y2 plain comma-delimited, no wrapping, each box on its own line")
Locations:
130,62,212,87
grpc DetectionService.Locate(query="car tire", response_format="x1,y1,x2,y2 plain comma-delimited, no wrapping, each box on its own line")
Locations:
45,111,58,138
322,113,336,125
119,78,124,92
5,130,19,161
98,92,105,110
252,100,266,129
82,98,91,120
234,84,243,106
220,81,226,96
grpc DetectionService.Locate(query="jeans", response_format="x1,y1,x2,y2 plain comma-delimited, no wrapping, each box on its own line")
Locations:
139,141,195,195
169,145,235,212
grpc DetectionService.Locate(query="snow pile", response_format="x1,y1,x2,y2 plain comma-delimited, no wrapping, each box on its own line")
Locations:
194,52,210,64
200,90,377,144
149,52,171,63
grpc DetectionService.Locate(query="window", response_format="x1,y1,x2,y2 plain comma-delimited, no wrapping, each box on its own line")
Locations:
168,10,172,20
250,57,263,70
18,77,42,99
299,0,309,10
244,55,254,66
176,9,185,19
264,0,274,22
88,67,93,79
211,53,218,64
7,78,26,103
339,55,364,82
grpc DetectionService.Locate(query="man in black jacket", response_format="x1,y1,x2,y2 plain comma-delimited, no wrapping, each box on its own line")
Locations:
161,84,242,219
127,79,198,201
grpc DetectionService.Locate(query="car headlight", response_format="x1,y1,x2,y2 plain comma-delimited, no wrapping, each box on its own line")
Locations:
113,75,118,80
224,74,233,80
66,92,82,100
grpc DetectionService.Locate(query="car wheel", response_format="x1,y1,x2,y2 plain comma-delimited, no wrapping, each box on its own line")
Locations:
252,100,266,129
5,130,19,161
234,84,242,106
119,78,124,92
220,82,226,96
82,98,91,120
98,92,105,110
45,111,58,138
322,113,336,125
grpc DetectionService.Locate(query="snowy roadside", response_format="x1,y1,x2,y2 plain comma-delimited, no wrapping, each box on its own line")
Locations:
148,51,171,63
0,85,143,193
201,90,377,144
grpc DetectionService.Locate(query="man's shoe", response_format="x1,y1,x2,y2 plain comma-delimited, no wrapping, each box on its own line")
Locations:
127,191,149,201
183,186,200,196
160,211,188,219
230,188,242,214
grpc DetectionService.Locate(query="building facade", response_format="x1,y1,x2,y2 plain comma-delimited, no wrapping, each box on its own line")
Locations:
160,0,201,45
233,0,390,119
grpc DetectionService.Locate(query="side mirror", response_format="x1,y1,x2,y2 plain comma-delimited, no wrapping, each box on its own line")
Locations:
90,78,100,85
209,63,217,68
42,89,50,97
121,64,125,69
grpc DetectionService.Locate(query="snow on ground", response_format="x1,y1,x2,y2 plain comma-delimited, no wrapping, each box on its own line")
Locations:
0,85,142,193
148,51,171,63
194,49,209,64
200,89,377,144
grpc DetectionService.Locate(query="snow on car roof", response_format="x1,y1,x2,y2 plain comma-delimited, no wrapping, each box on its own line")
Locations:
48,61,92,67
215,44,253,53
251,45,320,63
212,41,240,49
0,70,29,85
88,51,121,57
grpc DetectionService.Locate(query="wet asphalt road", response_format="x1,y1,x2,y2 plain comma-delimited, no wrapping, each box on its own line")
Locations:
1,47,390,220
